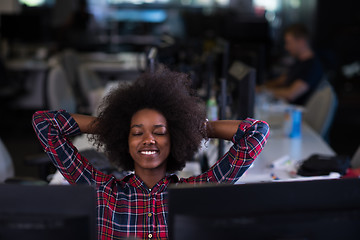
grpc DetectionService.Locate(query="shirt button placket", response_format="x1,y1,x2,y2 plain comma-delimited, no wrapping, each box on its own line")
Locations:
147,211,153,238
148,192,154,239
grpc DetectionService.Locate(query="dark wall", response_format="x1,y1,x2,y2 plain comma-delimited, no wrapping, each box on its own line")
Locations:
315,0,360,65
315,0,360,156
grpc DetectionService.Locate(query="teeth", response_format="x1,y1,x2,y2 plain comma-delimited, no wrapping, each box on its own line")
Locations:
141,151,157,155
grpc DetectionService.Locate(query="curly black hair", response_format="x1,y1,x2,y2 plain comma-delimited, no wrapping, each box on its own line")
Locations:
91,66,206,173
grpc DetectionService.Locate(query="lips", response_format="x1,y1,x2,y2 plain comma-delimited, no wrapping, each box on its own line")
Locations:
140,151,158,155
139,148,159,156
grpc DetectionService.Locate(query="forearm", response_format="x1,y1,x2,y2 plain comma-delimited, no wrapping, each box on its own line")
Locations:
265,74,287,88
32,110,109,185
71,114,98,134
269,79,308,102
32,110,88,183
207,120,242,141
270,88,292,100
184,118,269,184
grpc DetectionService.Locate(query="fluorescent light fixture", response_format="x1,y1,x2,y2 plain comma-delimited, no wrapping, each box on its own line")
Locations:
253,0,280,11
19,0,45,7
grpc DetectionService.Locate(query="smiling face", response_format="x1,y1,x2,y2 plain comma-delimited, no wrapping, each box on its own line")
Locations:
128,109,171,173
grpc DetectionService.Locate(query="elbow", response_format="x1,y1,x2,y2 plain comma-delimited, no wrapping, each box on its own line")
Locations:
249,120,270,146
258,121,270,143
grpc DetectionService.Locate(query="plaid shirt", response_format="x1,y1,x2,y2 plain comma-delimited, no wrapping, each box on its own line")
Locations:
32,110,269,240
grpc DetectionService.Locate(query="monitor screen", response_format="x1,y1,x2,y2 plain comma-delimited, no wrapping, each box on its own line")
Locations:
0,185,96,240
112,9,167,23
168,179,360,240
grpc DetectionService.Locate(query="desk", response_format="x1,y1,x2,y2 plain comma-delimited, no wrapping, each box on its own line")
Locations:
79,52,146,74
6,59,48,71
51,122,337,184
78,52,146,91
237,122,336,183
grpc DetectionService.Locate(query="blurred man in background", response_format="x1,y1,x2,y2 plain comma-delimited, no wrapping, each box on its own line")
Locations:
261,24,323,105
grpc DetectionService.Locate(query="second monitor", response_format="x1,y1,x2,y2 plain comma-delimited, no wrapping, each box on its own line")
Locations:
168,179,360,240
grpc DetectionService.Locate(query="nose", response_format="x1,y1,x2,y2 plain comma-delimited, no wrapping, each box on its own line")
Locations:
143,133,156,145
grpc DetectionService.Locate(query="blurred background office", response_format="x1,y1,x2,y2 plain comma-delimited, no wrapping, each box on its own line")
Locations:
0,0,359,181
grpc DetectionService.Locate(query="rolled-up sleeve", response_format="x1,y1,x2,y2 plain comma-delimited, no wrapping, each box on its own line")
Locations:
32,110,112,185
181,118,269,184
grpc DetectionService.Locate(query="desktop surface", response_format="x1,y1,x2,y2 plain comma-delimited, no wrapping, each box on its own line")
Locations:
168,179,360,240
238,121,336,183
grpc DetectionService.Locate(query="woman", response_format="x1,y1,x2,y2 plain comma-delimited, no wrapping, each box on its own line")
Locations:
32,67,269,240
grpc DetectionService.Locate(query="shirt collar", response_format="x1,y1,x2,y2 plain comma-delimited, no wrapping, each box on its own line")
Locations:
123,173,179,193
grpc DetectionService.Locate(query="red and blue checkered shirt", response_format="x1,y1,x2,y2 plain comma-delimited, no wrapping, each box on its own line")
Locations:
32,110,269,240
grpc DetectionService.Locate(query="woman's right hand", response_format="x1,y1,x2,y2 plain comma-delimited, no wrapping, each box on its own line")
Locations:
71,114,98,134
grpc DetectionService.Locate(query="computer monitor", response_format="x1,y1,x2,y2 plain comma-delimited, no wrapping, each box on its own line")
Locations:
0,184,97,240
168,179,360,240
112,9,167,23
228,61,256,120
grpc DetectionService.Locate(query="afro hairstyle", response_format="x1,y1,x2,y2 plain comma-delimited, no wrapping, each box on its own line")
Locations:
91,66,207,172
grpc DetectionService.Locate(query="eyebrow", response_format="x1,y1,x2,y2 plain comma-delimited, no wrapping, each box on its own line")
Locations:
130,124,167,129
154,124,166,128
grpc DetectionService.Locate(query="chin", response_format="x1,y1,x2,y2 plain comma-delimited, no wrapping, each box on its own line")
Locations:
139,164,166,171
136,157,167,170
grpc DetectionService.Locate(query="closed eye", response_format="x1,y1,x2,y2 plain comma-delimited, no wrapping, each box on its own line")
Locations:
154,132,166,136
132,133,143,136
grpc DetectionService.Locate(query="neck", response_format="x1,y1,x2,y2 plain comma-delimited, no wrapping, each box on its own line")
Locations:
135,167,167,189
298,47,314,61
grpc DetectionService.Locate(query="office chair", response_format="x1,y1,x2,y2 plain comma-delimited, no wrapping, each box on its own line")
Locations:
77,64,104,115
46,63,76,113
303,79,338,141
351,146,360,169
0,138,15,183
59,50,91,113
59,50,79,87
